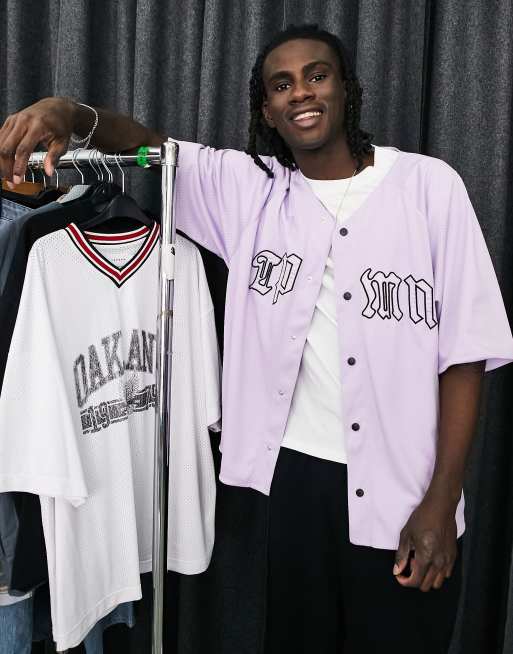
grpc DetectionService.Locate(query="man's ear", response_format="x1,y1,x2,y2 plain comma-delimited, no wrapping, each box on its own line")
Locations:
262,100,275,129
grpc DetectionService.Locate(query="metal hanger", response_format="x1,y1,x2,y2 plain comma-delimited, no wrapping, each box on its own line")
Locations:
80,150,153,229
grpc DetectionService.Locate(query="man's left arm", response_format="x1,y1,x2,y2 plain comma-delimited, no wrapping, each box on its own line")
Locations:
393,359,485,592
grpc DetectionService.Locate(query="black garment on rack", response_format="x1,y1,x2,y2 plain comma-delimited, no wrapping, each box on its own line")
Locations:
0,187,63,209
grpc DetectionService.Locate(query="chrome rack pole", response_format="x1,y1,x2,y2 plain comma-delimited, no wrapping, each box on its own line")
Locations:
27,147,162,169
152,139,179,654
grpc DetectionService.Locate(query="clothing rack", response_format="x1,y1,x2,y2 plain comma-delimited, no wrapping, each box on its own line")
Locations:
26,147,162,169
26,141,179,654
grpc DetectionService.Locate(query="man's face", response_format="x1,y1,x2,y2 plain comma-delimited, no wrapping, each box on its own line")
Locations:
261,38,347,154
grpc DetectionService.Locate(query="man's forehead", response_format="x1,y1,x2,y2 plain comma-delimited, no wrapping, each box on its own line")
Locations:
262,39,338,80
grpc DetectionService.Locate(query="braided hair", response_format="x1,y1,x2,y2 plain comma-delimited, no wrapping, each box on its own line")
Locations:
246,23,374,178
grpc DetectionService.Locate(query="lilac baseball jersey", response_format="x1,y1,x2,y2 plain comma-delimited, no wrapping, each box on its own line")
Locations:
172,139,513,549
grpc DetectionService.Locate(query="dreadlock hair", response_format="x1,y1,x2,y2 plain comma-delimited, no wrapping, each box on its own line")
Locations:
246,23,374,179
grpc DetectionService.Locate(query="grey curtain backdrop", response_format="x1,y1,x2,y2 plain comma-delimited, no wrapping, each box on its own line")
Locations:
2,1,513,653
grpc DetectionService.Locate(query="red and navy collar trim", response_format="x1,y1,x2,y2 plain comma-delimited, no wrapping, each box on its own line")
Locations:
65,222,159,287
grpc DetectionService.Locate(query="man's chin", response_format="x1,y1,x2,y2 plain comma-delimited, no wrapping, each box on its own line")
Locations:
288,136,329,152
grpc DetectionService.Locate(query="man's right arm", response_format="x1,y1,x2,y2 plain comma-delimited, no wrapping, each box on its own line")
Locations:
0,97,164,185
0,96,276,264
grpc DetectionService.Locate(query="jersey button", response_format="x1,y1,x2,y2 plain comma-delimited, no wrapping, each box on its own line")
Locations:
351,423,360,431
340,227,348,236
343,292,352,301
356,488,365,497
347,357,356,366
278,390,285,396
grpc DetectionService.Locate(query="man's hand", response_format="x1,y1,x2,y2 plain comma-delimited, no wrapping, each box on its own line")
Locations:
0,97,164,187
0,97,76,185
393,495,458,592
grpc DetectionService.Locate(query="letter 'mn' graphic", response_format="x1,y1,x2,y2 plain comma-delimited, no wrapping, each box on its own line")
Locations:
361,268,403,321
404,275,438,329
249,250,302,305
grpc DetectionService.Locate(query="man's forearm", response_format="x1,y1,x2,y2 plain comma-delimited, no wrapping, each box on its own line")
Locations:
0,96,168,183
424,360,486,509
70,100,165,153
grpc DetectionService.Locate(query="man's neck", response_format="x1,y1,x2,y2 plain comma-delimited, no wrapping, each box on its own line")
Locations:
293,133,366,180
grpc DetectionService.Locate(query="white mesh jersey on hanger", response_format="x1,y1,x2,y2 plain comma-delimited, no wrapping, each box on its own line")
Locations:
0,224,221,651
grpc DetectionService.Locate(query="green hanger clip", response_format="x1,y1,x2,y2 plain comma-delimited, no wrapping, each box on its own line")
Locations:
136,146,150,168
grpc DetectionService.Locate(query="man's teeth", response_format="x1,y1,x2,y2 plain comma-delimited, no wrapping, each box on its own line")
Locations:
293,111,322,121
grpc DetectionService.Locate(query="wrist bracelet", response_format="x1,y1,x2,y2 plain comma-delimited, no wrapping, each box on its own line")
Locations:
70,103,99,149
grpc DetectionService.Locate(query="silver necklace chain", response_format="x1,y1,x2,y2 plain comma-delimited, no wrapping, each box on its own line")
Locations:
334,163,358,223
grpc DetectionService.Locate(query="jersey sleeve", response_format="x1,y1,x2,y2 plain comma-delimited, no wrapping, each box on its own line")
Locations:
428,165,513,374
195,244,222,431
202,308,222,433
172,139,275,264
0,248,88,506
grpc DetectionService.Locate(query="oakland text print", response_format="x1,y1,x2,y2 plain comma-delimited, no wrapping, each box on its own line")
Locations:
249,250,303,305
73,329,157,435
360,268,438,329
73,329,156,409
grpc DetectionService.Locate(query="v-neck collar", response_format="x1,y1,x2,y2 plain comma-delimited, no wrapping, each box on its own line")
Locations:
65,221,160,287
289,146,405,233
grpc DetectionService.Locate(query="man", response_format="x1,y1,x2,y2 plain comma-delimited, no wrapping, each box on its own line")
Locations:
1,22,512,654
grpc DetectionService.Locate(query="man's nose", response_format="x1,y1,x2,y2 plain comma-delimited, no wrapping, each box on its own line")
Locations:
289,80,315,103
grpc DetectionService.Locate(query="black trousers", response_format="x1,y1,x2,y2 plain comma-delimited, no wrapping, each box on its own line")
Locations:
264,447,464,654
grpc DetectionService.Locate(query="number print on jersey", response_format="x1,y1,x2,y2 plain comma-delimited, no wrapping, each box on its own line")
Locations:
249,250,303,305
360,268,438,329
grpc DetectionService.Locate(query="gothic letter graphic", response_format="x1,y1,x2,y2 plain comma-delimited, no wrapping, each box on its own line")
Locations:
272,253,302,305
361,269,403,321
404,275,438,329
249,250,283,296
249,250,302,305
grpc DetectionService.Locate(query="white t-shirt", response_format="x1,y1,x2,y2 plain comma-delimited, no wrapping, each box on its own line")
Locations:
281,145,399,463
0,224,221,650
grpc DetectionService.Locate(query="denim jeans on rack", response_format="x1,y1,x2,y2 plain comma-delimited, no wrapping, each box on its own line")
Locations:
0,596,32,654
0,592,135,654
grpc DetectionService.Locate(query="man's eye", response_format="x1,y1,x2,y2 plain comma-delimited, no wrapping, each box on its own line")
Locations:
311,74,327,82
275,82,290,92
